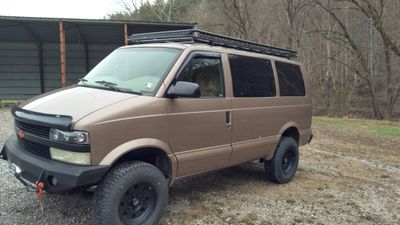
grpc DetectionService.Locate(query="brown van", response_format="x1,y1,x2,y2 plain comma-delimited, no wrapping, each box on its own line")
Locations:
1,29,312,225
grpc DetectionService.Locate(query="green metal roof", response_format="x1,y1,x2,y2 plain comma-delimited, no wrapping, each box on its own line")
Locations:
0,15,196,44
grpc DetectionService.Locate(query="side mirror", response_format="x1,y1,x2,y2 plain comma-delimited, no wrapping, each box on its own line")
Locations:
167,81,201,98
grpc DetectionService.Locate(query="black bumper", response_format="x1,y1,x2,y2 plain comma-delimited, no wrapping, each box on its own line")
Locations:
1,135,109,193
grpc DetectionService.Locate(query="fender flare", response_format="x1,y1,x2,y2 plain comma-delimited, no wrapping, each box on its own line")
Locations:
99,138,178,182
278,121,300,139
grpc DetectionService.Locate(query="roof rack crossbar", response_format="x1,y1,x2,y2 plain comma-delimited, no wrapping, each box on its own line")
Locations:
128,29,297,59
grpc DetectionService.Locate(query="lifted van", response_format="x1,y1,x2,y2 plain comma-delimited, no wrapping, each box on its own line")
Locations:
1,29,312,225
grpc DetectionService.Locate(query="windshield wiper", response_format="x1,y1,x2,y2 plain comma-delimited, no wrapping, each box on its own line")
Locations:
78,78,88,85
95,80,117,86
94,80,122,91
94,80,142,95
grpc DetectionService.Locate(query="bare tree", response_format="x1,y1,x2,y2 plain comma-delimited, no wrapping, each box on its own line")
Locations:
281,0,312,48
344,0,400,56
112,0,192,22
222,0,254,39
114,0,142,13
341,0,400,118
108,0,400,119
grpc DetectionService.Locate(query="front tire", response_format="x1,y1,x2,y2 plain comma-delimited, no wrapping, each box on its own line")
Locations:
92,161,168,225
264,137,299,184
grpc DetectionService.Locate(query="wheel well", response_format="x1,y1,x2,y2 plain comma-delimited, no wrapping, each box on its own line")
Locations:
113,148,172,180
281,127,300,144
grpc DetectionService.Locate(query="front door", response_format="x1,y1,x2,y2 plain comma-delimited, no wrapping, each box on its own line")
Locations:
167,52,232,178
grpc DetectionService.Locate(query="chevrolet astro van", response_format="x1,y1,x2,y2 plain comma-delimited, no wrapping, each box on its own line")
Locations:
1,30,312,225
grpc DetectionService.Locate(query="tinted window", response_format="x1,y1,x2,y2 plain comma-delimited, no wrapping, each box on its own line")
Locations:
228,55,276,97
178,56,225,97
276,61,305,96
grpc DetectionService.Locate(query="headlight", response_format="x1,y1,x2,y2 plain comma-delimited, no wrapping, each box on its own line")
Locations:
50,147,91,165
49,129,90,144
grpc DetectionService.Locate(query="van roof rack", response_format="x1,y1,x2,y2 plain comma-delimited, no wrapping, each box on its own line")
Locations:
128,29,297,59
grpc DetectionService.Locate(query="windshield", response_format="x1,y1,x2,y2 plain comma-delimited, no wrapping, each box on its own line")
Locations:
79,47,182,94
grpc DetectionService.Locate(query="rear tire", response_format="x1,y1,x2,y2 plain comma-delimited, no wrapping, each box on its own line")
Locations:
264,137,299,184
92,161,168,225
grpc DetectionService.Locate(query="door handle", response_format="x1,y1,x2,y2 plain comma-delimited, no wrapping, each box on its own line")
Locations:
225,111,232,128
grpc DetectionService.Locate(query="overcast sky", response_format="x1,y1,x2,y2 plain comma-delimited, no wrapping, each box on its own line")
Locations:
0,0,123,19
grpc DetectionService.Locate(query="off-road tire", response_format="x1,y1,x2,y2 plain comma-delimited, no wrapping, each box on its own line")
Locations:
264,137,299,184
92,161,168,225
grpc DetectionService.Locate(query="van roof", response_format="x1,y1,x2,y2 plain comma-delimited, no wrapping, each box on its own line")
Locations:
120,42,189,50
119,42,301,65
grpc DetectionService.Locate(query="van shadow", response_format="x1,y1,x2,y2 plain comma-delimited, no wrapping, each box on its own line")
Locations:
39,162,269,224
167,161,271,203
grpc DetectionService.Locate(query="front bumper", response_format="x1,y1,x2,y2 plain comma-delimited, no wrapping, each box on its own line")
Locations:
1,135,109,193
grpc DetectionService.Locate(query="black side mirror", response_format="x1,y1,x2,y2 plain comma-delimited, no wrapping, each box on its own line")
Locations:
167,81,201,98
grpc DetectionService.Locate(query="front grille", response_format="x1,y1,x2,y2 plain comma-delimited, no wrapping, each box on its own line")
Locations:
20,139,51,159
15,120,50,139
15,119,51,159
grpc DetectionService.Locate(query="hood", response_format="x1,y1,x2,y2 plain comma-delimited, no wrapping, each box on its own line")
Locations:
23,86,137,123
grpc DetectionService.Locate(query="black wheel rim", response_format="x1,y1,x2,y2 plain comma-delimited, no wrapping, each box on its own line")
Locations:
119,182,157,224
282,149,296,175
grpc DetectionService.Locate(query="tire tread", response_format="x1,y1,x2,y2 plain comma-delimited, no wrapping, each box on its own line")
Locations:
92,161,167,225
264,137,299,184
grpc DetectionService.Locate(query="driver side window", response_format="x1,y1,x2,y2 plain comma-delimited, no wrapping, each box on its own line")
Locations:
178,55,225,97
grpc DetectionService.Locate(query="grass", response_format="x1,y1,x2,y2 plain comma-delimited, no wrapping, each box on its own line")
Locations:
313,116,400,138
0,100,24,109
0,100,24,104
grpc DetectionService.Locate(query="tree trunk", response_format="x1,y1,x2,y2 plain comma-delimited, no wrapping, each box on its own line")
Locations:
367,80,383,120
383,43,394,119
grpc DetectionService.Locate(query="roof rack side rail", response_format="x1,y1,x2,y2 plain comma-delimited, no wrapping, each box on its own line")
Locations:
128,29,297,59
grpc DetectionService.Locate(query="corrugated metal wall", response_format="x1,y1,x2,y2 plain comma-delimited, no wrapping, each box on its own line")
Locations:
65,44,118,86
0,43,118,100
0,42,41,100
42,44,60,92
0,17,195,101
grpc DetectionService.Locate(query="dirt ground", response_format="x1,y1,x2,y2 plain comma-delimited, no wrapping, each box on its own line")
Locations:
0,109,399,225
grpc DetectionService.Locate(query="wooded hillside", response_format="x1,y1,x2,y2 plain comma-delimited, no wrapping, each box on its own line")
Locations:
110,0,400,120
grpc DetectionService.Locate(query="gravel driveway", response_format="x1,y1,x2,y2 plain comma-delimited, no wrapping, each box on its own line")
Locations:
0,108,399,225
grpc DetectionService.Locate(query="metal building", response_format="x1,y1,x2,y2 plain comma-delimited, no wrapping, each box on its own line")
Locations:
0,16,195,100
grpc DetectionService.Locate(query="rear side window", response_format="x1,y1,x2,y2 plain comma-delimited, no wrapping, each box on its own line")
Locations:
228,55,276,97
275,61,305,96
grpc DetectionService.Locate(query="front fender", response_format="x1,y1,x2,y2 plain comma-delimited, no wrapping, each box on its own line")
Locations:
99,138,177,183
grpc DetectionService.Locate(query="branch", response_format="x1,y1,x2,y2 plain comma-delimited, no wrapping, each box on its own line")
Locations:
344,0,400,56
330,56,369,81
314,0,370,73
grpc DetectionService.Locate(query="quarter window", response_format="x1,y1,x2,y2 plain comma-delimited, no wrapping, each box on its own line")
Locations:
228,55,276,97
177,55,225,97
275,61,305,96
